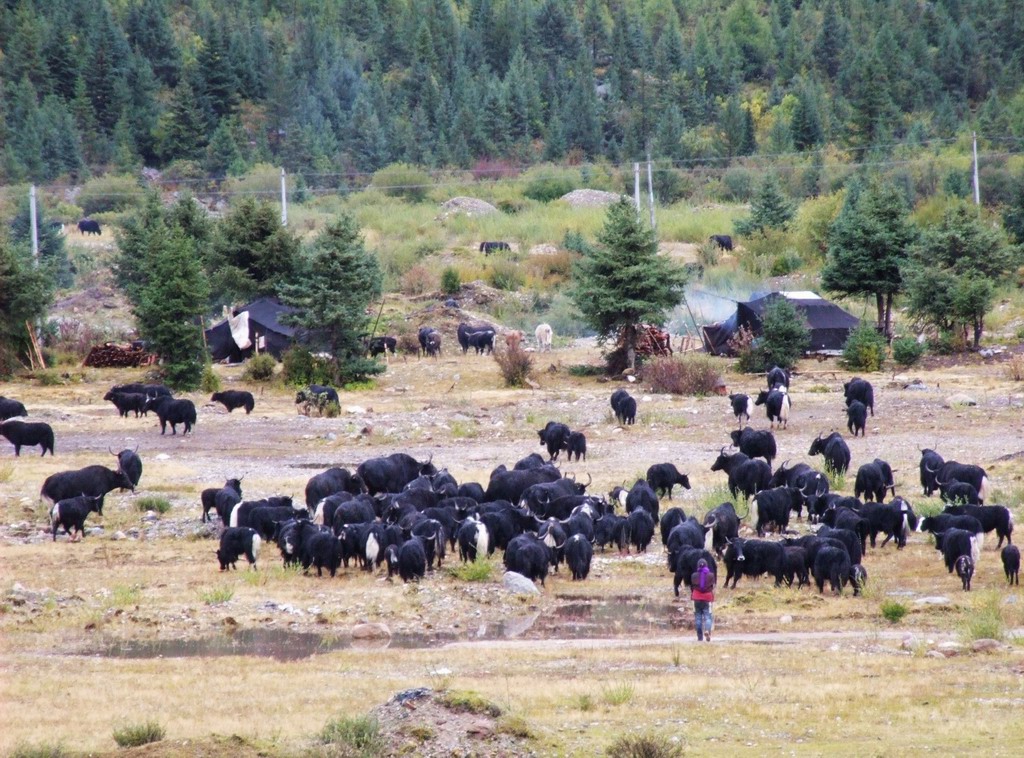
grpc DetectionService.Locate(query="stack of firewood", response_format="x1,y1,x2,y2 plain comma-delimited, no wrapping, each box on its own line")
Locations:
83,343,157,368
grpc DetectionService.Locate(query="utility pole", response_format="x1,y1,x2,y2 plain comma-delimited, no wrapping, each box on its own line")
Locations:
280,167,288,226
646,152,656,231
633,162,641,213
972,132,981,207
29,185,39,265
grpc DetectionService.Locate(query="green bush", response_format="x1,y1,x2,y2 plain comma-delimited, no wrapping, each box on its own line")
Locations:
841,324,887,372
136,496,171,514
200,364,221,392
319,714,386,754
441,266,461,295
892,336,925,367
881,599,908,623
447,559,495,582
282,346,334,386
488,259,525,291
734,297,810,373
112,721,165,748
36,370,63,386
371,163,432,203
242,353,277,381
961,592,1005,641
606,732,683,758
523,168,576,202
78,174,143,214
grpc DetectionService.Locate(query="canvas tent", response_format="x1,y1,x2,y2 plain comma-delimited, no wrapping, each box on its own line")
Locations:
702,291,860,356
205,298,297,362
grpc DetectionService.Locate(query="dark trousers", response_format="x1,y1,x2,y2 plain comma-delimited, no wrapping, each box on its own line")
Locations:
693,600,713,640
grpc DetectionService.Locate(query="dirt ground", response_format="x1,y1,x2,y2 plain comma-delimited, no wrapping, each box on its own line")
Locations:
3,342,1024,755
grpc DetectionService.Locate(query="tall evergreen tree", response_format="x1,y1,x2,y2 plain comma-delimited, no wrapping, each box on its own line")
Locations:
820,178,917,338
813,0,848,79
569,198,688,370
734,173,795,236
159,78,208,162
280,215,385,385
0,231,53,376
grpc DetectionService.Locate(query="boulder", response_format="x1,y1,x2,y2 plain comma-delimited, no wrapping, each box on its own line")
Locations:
944,393,977,408
502,571,540,595
971,638,1002,653
351,622,392,640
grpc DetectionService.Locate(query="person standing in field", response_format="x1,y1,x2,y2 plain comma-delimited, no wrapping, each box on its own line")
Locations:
691,558,716,642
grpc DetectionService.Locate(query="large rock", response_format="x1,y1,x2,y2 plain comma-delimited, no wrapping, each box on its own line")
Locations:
351,622,392,639
502,571,540,595
944,393,978,408
914,596,951,606
971,638,1002,653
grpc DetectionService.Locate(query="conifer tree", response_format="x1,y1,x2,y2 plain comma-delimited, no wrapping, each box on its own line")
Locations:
734,173,795,236
0,233,53,376
280,215,385,385
569,199,688,370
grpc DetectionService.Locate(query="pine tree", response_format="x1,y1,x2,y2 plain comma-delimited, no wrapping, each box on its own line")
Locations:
196,20,240,126
820,178,917,338
134,226,210,390
125,0,181,87
279,215,385,385
159,78,208,162
790,81,824,151
10,195,73,288
813,0,847,79
569,199,688,370
734,173,795,236
582,0,608,61
114,193,168,309
205,117,246,177
0,232,53,376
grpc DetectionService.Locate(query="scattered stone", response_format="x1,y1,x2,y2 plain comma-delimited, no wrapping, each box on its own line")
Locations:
352,622,392,639
937,641,965,657
323,432,337,441
155,453,170,460
926,650,945,659
112,531,127,541
779,614,793,624
467,719,494,738
945,393,977,408
979,347,1005,358
900,636,918,651
971,638,1002,653
502,571,540,595
345,406,366,414
915,596,951,606
141,511,160,523
904,380,929,391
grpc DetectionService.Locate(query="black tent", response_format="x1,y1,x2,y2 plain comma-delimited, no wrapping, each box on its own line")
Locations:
205,298,297,362
703,291,860,356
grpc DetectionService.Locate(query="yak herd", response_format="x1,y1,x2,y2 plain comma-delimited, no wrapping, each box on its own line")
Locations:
5,361,1022,605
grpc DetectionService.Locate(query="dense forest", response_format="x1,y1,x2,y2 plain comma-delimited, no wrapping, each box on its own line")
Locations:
2,0,1024,185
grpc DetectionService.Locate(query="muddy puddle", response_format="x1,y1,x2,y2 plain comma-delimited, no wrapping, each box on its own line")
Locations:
82,596,687,661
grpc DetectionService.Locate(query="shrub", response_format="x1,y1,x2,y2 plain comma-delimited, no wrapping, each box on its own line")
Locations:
200,363,221,393
400,263,439,295
199,586,234,605
446,559,494,582
242,353,277,381
112,721,165,748
441,266,461,295
961,592,1004,641
1005,353,1024,381
371,163,432,202
136,496,171,514
488,259,525,291
78,174,143,214
733,297,810,374
523,168,576,202
282,346,334,386
606,732,683,758
36,370,63,386
9,742,68,758
841,324,887,372
697,240,720,269
319,715,385,753
494,344,534,387
881,599,908,623
892,336,925,368
642,355,722,395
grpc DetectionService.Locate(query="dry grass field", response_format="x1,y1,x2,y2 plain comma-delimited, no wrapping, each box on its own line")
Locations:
3,341,1024,756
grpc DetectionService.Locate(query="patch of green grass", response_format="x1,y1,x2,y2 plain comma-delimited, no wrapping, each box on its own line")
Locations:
112,720,165,748
915,500,945,519
824,466,846,493
881,599,909,624
439,690,502,717
606,732,683,758
639,410,688,429
449,419,478,439
107,585,141,609
497,714,535,739
318,714,385,756
135,496,171,514
601,681,635,707
568,364,605,377
961,592,1004,641
405,724,435,742
9,742,69,758
0,462,13,483
343,379,376,392
446,558,494,582
574,693,594,712
807,384,831,393
698,485,742,520
35,370,64,387
199,586,235,605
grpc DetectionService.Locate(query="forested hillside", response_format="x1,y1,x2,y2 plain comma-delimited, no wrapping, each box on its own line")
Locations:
3,0,1024,184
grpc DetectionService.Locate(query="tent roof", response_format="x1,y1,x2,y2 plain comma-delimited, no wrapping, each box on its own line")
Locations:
233,298,297,337
741,292,860,330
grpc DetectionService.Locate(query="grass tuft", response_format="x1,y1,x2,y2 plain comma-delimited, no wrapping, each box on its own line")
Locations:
497,714,535,739
961,591,1004,641
606,732,683,758
0,462,13,483
135,496,171,514
574,693,594,712
880,599,909,623
199,586,235,605
439,690,502,717
601,681,635,706
446,559,495,582
318,714,385,755
112,720,165,748
824,465,846,492
9,742,69,758
106,585,141,609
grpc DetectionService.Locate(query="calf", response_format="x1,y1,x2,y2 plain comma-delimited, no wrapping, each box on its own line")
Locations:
858,497,917,549
935,528,975,574
211,390,255,414
41,465,134,509
942,504,1014,548
846,400,867,437
564,431,587,462
844,378,874,416
202,478,242,524
104,391,148,418
728,393,753,427
50,494,104,541
144,395,197,435
815,525,863,565
729,427,776,467
216,527,261,570
611,390,637,425
646,463,690,500
723,538,785,588
0,396,28,420
854,459,894,503
565,534,593,580
366,335,397,360
955,554,974,591
849,564,868,596
808,431,851,475
1002,545,1020,585
813,546,851,594
755,389,790,429
783,546,809,588
0,420,54,456
480,241,511,254
710,448,771,501
938,479,981,506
